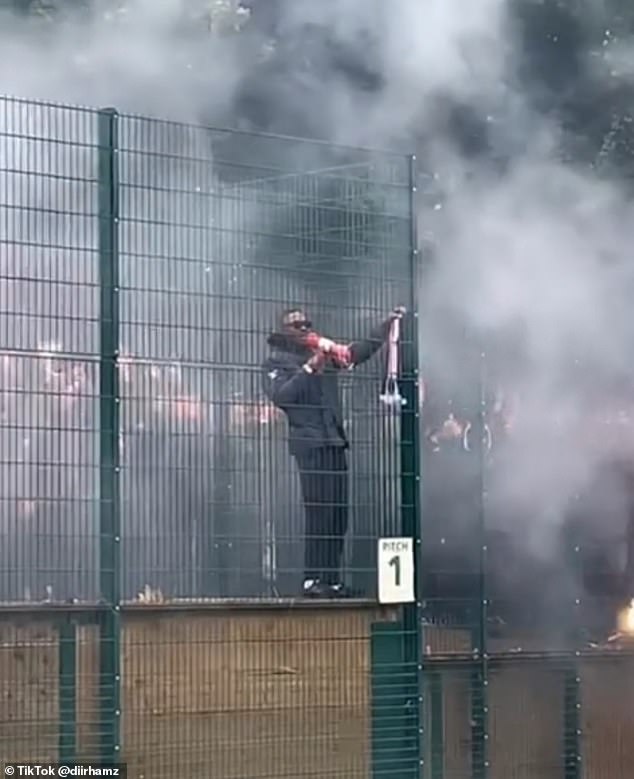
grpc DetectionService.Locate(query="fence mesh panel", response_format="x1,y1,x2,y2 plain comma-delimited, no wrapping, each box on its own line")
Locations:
0,95,420,778
0,98,100,603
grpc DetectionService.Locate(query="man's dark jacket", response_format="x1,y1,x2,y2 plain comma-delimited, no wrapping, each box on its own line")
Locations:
262,320,390,458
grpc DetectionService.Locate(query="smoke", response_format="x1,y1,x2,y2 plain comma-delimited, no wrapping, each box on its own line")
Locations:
411,0,634,623
0,0,249,121
1,0,633,613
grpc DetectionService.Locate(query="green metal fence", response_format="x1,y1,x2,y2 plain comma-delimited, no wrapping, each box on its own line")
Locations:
2,93,634,779
0,94,420,777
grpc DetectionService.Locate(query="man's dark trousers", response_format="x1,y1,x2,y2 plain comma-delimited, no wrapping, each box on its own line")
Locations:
295,445,348,585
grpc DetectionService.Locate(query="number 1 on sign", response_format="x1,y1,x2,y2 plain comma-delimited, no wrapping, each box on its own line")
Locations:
388,554,401,587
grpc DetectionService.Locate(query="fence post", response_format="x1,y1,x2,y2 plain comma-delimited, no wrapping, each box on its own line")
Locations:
471,350,489,779
58,618,77,762
97,106,122,764
429,671,444,779
371,622,412,778
563,664,581,779
401,153,424,777
564,527,582,779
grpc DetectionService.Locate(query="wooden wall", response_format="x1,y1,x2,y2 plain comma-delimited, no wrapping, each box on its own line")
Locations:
0,607,395,778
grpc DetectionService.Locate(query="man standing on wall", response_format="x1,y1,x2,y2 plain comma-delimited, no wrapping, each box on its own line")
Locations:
262,305,405,598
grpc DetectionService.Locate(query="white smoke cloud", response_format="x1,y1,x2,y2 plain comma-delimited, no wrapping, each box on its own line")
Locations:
0,1,250,120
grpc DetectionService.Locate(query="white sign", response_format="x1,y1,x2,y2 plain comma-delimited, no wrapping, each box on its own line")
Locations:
377,537,415,604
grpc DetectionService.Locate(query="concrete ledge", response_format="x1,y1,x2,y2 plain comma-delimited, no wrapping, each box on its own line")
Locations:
0,597,395,618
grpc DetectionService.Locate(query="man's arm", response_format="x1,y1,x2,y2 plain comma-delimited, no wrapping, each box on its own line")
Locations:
348,307,406,367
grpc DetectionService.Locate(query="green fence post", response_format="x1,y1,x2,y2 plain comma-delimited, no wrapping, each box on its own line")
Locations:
401,153,424,777
471,350,489,779
97,106,122,764
371,622,411,778
58,619,77,762
563,664,581,779
429,671,444,779
564,529,582,779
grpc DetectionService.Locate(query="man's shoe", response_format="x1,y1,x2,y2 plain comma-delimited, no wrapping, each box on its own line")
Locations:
302,579,332,599
326,582,361,599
